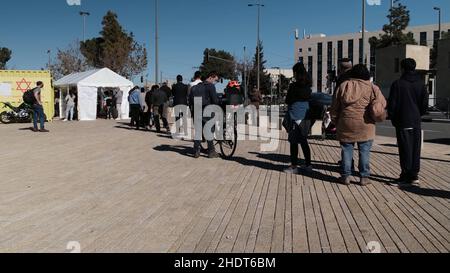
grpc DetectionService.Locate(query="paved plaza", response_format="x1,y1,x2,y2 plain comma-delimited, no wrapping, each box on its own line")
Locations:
0,120,449,253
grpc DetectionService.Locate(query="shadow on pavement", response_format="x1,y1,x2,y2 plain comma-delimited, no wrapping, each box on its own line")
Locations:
153,144,197,158
425,138,450,145
401,186,450,200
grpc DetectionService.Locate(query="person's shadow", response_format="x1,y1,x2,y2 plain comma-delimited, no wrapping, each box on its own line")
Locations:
400,185,450,200
153,144,200,158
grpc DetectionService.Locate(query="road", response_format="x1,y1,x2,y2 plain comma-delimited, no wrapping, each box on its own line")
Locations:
377,120,450,145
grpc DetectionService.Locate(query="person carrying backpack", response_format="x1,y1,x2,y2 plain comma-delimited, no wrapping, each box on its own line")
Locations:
24,81,49,133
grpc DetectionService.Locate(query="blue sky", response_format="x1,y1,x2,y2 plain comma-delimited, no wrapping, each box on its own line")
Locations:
1,0,449,82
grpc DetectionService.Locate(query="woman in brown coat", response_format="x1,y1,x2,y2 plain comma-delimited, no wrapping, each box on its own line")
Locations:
330,64,386,186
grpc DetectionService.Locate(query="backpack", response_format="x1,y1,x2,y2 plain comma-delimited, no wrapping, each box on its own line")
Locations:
23,88,37,104
369,85,387,123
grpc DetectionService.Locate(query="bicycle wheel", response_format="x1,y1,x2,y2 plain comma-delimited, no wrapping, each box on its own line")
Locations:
219,123,238,159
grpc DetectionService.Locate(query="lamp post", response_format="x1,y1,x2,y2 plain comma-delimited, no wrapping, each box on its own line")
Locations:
47,50,51,69
361,0,366,66
434,7,442,40
155,0,160,85
248,1,264,93
244,46,248,104
79,11,90,41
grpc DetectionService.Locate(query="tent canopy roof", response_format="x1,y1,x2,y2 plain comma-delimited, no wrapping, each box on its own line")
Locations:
54,68,133,88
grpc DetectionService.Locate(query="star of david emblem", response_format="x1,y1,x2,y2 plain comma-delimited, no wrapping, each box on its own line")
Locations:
16,78,32,93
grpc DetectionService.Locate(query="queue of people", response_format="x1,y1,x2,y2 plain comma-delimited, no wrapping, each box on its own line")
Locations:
284,57,428,188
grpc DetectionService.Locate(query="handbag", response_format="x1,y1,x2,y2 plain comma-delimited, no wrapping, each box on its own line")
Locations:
369,84,387,123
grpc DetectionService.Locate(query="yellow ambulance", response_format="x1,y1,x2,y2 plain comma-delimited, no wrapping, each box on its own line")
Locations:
0,70,55,121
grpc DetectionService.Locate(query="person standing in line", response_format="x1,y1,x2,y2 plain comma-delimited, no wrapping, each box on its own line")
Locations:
188,71,220,159
188,71,203,95
172,75,189,134
284,63,313,174
114,88,123,120
330,64,386,186
388,58,429,188
128,86,142,130
151,85,169,133
64,90,76,122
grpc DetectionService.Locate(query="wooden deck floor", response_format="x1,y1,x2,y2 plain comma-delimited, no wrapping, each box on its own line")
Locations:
0,120,449,253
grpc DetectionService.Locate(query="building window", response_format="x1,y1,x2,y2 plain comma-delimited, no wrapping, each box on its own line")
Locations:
359,38,363,64
327,41,333,71
299,56,304,63
420,32,427,46
395,58,400,73
434,30,440,41
317,43,323,92
308,56,313,79
338,40,343,62
370,43,376,78
308,47,312,52
348,39,354,64
299,48,303,53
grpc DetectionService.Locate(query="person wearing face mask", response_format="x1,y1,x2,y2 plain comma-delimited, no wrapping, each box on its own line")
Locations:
188,71,220,159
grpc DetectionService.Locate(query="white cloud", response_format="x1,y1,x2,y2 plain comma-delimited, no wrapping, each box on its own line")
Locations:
67,0,81,6
367,0,382,6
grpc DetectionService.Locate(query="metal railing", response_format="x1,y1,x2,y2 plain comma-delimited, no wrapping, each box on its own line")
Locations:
428,97,450,119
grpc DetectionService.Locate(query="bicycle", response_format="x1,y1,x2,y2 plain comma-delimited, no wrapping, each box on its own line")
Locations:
200,104,239,159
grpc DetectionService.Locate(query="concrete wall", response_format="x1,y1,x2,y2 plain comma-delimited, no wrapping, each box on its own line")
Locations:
436,39,450,110
375,45,430,98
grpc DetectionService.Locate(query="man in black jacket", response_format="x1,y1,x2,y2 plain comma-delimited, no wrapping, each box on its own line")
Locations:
388,58,429,187
189,71,220,159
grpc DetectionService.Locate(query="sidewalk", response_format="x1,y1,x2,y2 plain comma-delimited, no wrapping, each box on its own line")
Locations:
0,121,448,253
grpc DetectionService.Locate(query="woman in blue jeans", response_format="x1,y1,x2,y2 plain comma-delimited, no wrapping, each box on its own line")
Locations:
284,63,313,174
330,64,386,186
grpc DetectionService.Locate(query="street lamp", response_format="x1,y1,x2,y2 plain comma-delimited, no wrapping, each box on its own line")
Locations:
248,1,264,93
79,11,90,41
434,7,441,41
361,0,366,66
155,0,159,85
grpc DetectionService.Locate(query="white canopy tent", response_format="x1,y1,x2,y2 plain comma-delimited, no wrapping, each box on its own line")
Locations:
54,68,133,121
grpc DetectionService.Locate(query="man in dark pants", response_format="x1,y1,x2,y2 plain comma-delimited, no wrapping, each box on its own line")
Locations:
189,71,220,159
172,75,189,135
31,81,49,132
388,58,428,187
151,86,169,133
128,86,142,130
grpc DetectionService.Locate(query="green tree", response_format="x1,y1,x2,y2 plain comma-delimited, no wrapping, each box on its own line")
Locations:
248,41,271,94
369,0,417,49
199,48,237,80
80,11,147,79
0,47,12,69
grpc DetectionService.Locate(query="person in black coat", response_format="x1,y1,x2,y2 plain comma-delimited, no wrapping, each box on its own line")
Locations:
388,58,429,187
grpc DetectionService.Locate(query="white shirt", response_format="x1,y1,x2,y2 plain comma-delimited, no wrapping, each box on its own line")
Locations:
188,79,202,95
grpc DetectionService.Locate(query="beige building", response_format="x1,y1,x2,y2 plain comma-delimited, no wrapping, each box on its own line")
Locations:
295,23,450,93
375,45,430,97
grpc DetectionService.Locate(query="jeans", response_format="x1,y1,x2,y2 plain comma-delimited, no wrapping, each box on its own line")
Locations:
130,104,141,129
65,104,74,120
32,104,45,130
193,116,216,154
340,140,373,178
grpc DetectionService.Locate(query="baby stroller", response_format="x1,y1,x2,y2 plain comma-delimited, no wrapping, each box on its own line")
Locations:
308,93,336,140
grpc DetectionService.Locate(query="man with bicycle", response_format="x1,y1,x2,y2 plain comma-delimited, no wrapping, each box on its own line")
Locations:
188,71,220,159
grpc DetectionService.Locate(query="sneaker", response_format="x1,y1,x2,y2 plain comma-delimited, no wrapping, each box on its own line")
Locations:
208,151,220,159
32,128,39,132
360,177,372,186
284,167,299,174
194,150,201,159
339,176,351,186
300,165,313,173
398,181,414,188
63,119,68,122
39,129,50,133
